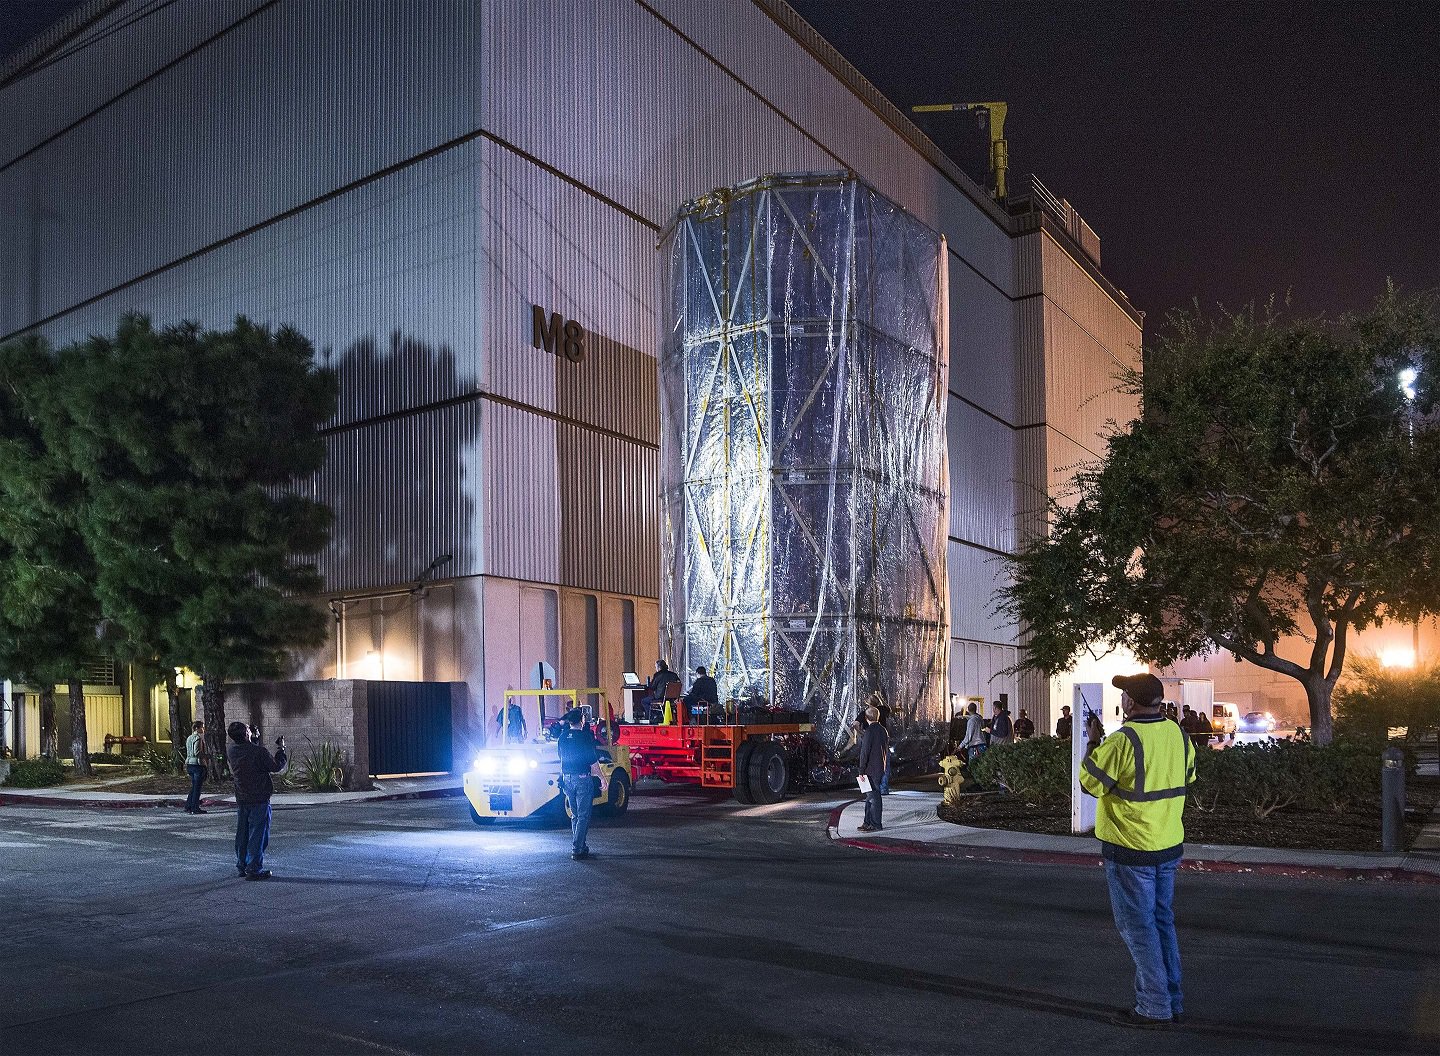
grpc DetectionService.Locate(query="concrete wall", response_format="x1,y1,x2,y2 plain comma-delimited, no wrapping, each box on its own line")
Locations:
228,679,371,791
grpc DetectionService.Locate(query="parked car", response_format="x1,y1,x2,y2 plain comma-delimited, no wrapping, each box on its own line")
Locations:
1237,711,1276,737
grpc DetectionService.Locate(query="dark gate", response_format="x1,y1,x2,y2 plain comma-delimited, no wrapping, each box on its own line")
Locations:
367,682,454,777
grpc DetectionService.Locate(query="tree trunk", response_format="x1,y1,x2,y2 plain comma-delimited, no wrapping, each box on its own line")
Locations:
200,671,227,781
1303,677,1335,746
165,669,183,770
68,678,91,776
39,687,56,758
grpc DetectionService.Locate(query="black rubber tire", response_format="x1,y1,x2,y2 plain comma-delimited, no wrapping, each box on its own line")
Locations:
604,770,631,817
468,803,494,826
747,742,788,804
732,740,758,804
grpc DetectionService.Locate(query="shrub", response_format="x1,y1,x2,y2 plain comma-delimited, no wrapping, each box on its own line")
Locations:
140,742,181,776
296,740,346,792
1190,737,1391,818
968,737,1069,803
88,752,132,765
4,757,67,788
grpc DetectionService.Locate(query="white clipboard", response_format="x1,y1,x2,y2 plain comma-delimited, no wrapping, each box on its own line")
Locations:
857,774,873,794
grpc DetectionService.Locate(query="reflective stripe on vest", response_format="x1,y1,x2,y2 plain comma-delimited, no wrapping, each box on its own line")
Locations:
1082,723,1192,802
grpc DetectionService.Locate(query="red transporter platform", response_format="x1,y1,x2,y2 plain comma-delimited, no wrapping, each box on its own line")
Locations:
617,707,813,804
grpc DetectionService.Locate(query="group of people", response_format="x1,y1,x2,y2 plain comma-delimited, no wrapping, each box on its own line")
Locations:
637,659,719,721
949,698,1039,762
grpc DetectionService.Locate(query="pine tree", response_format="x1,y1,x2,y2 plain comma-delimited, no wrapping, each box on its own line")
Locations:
58,316,336,774
0,337,104,775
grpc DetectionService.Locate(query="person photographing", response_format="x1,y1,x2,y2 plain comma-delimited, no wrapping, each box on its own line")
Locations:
226,721,288,880
557,708,600,860
1080,672,1196,1028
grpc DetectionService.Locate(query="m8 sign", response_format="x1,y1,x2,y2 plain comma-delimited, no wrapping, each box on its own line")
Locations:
531,305,586,363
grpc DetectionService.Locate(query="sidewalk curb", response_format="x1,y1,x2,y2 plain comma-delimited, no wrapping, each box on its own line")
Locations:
825,802,1440,885
0,785,463,811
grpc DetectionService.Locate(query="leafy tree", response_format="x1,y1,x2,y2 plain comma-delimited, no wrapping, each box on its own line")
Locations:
1334,654,1440,747
999,289,1440,745
0,338,105,775
56,316,336,774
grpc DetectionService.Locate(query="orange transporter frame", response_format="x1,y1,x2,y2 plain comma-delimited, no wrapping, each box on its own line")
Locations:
616,703,812,802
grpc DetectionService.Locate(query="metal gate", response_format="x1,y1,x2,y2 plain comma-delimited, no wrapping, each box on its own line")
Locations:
367,682,454,777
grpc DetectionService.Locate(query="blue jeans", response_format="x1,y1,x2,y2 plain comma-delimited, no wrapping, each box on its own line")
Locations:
862,788,883,828
1104,858,1182,1019
185,764,205,812
561,774,594,854
235,802,273,875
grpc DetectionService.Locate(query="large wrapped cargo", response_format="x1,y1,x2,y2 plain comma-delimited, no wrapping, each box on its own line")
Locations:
658,171,950,749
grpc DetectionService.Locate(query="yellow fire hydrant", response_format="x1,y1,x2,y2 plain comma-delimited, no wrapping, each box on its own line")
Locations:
937,754,967,807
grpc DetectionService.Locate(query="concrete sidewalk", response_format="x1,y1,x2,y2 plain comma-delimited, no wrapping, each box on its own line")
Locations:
0,773,462,810
829,790,1440,883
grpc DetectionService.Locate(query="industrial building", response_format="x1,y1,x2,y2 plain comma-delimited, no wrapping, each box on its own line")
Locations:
0,0,1142,762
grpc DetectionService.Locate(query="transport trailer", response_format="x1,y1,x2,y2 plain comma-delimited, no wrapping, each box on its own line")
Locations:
617,707,815,804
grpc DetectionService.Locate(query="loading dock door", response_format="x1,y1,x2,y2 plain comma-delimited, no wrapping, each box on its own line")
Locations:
368,682,453,777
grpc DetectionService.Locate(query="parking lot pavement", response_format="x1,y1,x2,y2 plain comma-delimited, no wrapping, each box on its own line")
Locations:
2,787,1438,1055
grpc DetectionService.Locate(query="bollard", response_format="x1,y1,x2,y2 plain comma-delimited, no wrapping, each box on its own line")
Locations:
1381,746,1405,854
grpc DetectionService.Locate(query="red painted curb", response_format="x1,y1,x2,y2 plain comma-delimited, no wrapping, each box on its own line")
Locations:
0,786,463,811
829,802,1440,885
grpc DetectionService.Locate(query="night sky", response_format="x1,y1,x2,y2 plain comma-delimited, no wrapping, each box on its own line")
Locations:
4,0,1436,322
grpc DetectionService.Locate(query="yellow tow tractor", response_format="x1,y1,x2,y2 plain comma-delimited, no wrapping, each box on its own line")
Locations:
463,687,633,824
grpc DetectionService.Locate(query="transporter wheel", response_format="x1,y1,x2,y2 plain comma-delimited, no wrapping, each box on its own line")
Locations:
747,742,788,805
468,803,494,826
604,770,631,817
732,740,758,804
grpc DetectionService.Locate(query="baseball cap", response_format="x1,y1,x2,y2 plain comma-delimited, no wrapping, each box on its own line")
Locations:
1111,672,1164,707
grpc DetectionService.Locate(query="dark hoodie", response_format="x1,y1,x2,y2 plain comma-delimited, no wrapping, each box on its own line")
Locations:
227,741,289,805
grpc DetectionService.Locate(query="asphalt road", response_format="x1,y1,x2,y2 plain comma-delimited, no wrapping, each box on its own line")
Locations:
1,787,1437,1056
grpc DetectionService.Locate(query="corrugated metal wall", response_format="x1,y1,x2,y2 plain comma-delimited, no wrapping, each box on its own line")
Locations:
306,399,483,594
948,540,1016,645
948,400,1017,555
949,640,1019,710
1,0,481,339
480,0,832,231
33,144,483,427
0,0,264,164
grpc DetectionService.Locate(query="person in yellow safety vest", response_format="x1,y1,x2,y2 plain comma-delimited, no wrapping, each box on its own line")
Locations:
1080,672,1196,1029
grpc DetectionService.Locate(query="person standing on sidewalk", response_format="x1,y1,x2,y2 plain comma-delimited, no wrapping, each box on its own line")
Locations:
857,705,888,832
226,721,288,880
1080,672,1196,1029
557,708,599,860
957,701,985,764
183,720,210,814
988,700,1014,746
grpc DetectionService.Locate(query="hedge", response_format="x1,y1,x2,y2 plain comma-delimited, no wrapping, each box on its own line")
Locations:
971,734,1397,820
967,736,1069,803
4,757,67,788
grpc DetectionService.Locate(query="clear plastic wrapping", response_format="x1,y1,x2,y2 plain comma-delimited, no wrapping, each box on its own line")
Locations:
659,172,950,750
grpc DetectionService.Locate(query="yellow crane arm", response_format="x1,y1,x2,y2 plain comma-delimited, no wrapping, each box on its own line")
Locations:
912,101,1009,201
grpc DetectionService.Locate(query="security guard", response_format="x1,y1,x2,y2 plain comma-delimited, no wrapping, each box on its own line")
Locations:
1080,672,1195,1029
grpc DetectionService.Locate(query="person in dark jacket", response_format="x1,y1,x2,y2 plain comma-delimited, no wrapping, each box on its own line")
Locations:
1056,705,1073,740
1014,709,1036,739
683,666,720,720
640,660,679,720
226,721,288,880
857,705,888,832
557,709,599,860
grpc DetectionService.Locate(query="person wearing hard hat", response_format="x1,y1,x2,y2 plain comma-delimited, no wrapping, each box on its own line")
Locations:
1080,672,1196,1029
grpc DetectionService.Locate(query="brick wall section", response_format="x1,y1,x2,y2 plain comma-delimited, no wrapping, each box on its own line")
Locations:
228,680,372,791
